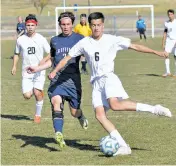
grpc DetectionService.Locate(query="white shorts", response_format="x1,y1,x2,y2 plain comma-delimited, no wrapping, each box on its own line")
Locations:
92,73,129,110
165,39,176,55
22,73,45,94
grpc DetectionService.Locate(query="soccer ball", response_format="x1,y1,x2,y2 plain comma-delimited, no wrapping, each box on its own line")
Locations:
99,135,119,157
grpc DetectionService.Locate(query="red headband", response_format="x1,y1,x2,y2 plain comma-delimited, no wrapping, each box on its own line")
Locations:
25,19,38,25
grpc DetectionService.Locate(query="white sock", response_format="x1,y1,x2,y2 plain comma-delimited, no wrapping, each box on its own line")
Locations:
110,130,128,147
165,58,170,74
35,100,44,116
136,103,155,113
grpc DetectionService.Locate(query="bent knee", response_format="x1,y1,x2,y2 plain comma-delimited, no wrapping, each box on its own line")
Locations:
23,92,32,99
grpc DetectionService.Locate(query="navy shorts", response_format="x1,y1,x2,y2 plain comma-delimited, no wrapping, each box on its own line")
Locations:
48,73,82,109
138,28,145,34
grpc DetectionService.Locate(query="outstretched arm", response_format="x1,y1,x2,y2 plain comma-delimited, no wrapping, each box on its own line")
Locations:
48,55,72,80
129,44,165,57
27,59,52,74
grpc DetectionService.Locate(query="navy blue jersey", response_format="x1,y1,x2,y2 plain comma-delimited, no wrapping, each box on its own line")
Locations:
48,32,84,107
16,22,26,35
50,32,84,74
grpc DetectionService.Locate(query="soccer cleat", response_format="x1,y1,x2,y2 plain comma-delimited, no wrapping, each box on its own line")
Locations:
79,115,88,130
34,115,41,123
55,132,66,148
113,145,132,156
154,105,172,117
162,73,172,77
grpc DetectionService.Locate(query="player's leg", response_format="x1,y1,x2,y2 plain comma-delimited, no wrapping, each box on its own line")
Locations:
173,55,176,77
33,88,44,123
163,39,173,77
70,102,89,130
105,73,172,117
92,80,131,155
139,29,142,41
51,95,66,148
33,74,45,123
22,77,33,99
143,29,147,41
67,84,88,129
172,45,176,77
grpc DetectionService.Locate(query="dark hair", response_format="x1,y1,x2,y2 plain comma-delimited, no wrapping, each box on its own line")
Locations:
167,9,174,14
88,12,105,24
25,14,38,22
80,13,87,18
58,12,75,24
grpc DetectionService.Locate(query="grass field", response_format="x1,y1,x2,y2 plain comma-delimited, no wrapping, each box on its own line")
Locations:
1,37,176,165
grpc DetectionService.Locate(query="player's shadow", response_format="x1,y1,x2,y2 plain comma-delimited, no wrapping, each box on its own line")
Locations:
138,73,161,77
65,139,99,151
12,134,99,152
1,114,32,121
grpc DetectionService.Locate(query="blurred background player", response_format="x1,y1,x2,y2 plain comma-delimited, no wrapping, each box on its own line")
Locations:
11,14,50,123
16,16,26,38
162,9,176,78
74,13,92,74
136,15,147,41
10,16,26,59
27,12,88,148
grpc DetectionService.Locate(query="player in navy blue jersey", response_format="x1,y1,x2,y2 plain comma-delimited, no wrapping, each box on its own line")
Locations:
16,16,26,38
27,12,88,149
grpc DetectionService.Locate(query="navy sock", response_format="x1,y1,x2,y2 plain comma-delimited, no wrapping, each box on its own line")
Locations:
53,118,63,133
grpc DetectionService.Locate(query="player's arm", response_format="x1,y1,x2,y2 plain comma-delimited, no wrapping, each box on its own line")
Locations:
129,44,165,57
162,29,167,49
17,30,25,38
48,55,72,79
11,54,19,75
39,54,51,65
27,59,52,74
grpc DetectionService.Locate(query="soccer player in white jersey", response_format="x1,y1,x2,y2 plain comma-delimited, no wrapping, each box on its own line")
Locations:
27,12,172,156
162,9,176,77
11,14,50,123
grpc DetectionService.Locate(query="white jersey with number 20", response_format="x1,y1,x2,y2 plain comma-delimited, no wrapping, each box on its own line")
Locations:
15,33,50,78
69,34,131,82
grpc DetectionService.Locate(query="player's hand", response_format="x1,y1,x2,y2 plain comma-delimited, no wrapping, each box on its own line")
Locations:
26,66,38,74
163,51,169,58
154,51,165,58
11,67,17,75
48,71,57,80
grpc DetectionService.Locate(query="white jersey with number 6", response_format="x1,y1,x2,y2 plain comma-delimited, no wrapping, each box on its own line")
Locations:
15,33,50,78
69,34,131,109
69,34,131,83
164,19,176,40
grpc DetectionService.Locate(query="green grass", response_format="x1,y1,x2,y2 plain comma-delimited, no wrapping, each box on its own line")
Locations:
1,38,176,165
1,0,176,16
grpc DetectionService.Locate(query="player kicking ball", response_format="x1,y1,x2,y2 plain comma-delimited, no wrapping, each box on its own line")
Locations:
11,14,50,123
27,12,172,156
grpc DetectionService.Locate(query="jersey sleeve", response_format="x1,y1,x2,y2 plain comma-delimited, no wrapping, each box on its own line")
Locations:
50,38,55,58
114,36,131,51
14,39,21,55
68,39,84,58
43,37,50,54
164,22,168,32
